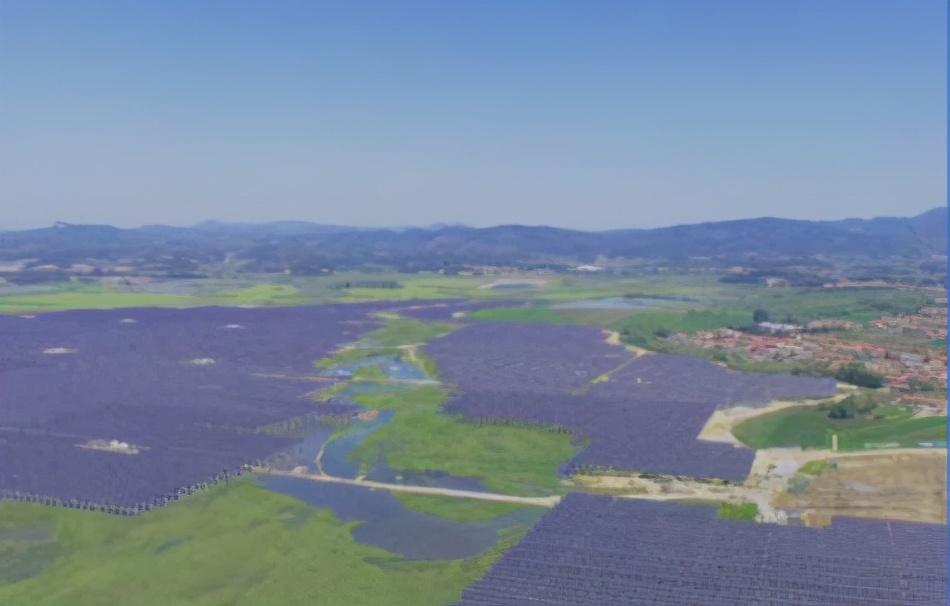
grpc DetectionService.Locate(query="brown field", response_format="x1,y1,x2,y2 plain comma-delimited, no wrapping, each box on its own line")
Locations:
774,451,947,525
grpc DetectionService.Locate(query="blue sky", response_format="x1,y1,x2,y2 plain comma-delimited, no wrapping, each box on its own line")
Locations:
0,0,945,230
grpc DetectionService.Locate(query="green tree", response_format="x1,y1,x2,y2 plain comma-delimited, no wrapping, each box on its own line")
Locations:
834,362,884,389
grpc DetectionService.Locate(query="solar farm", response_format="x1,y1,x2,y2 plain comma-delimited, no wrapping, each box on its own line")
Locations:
0,305,382,510
459,493,948,606
426,323,836,480
0,286,945,605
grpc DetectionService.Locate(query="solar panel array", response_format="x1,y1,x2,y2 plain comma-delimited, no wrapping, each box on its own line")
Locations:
0,305,383,510
459,494,948,606
426,323,837,480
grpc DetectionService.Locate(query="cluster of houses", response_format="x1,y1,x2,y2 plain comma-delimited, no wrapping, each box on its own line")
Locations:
668,308,947,408
869,306,946,340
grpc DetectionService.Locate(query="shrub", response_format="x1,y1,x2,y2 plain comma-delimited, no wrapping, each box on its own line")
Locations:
834,362,884,389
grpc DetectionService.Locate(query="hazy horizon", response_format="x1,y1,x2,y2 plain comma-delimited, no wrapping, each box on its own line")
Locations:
1,1,945,230
4,204,942,233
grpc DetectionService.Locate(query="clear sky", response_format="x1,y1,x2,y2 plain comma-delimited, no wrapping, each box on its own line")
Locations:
0,0,945,230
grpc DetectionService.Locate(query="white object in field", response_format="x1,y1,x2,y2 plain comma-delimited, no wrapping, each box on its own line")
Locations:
43,347,77,355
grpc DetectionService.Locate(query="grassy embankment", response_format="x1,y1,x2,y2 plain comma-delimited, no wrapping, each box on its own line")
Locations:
364,317,457,347
0,480,518,606
732,402,946,450
314,317,455,370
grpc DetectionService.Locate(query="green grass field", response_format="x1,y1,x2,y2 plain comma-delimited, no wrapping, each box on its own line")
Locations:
733,404,947,450
0,480,518,606
610,308,752,347
0,282,305,314
342,273,726,303
717,502,759,521
732,287,929,325
675,499,760,521
469,306,634,326
0,287,193,314
314,346,379,369
364,317,457,347
214,283,306,305
350,386,575,497
0,273,733,316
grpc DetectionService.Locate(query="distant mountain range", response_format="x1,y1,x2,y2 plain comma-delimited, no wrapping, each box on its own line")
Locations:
0,208,944,277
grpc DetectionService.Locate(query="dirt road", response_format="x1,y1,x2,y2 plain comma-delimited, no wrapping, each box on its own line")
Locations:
258,467,562,508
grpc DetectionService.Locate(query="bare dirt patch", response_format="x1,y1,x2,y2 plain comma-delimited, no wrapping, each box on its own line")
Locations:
603,330,651,357
573,473,782,523
773,450,947,524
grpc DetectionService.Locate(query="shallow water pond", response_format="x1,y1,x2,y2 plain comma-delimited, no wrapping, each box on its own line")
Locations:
321,410,395,477
265,423,336,472
258,475,542,560
319,354,427,381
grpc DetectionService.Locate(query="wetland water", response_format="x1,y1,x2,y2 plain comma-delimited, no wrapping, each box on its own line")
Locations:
271,350,481,489
258,474,542,560
321,410,394,477
318,353,428,381
263,351,509,559
316,353,481,489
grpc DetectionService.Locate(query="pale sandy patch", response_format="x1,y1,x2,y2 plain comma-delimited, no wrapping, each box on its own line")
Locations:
698,391,848,446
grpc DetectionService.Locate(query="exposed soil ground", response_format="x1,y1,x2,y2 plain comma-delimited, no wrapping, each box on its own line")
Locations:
573,446,948,526
772,450,947,525
603,330,651,357
572,473,781,522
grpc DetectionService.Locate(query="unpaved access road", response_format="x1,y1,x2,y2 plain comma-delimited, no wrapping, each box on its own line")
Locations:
257,467,562,508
